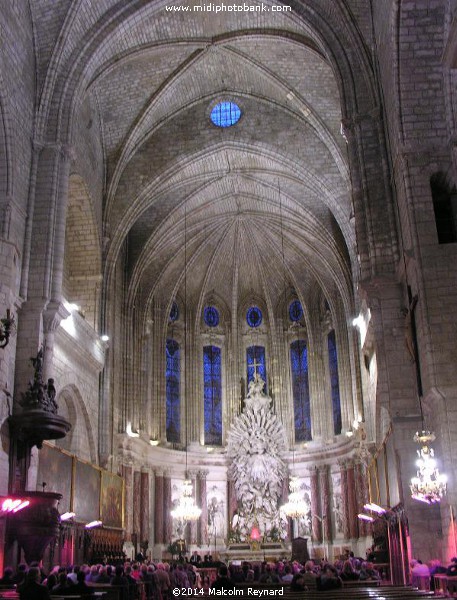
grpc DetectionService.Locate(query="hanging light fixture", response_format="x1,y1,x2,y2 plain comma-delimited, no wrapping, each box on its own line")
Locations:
281,475,309,519
170,200,201,525
410,430,447,504
277,180,309,523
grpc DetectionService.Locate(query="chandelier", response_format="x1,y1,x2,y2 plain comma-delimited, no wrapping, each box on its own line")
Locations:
281,476,309,519
410,430,447,504
171,479,202,522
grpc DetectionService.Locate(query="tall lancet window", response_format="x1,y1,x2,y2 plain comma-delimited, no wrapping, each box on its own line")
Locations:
327,329,342,435
246,345,267,392
203,345,222,445
166,338,180,443
290,339,311,441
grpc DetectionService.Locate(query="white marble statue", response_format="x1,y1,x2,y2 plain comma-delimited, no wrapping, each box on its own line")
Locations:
227,372,287,541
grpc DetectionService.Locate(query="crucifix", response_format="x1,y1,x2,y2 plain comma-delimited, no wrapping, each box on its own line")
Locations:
248,357,262,379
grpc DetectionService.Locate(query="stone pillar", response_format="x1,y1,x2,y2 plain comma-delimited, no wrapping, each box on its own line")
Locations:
310,467,321,542
154,470,164,545
227,478,237,525
140,471,150,545
347,462,358,539
319,465,332,543
163,471,172,544
356,461,369,537
188,472,198,546
133,471,141,544
198,470,208,546
121,464,133,542
339,462,350,540
15,142,73,400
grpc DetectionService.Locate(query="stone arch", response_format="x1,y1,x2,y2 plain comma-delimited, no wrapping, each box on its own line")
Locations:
55,383,97,464
63,173,102,331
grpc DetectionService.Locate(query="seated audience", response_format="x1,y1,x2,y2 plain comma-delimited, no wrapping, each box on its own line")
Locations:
340,559,359,581
319,565,343,590
51,572,72,595
17,567,51,600
211,565,237,592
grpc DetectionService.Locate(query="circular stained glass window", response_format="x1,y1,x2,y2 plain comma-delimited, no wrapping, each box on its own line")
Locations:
169,302,179,322
247,306,262,328
210,101,241,128
289,300,303,322
204,306,220,327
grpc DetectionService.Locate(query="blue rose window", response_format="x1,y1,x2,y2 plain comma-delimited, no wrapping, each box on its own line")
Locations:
210,101,241,127
204,306,220,327
247,306,262,328
169,301,179,322
289,300,303,322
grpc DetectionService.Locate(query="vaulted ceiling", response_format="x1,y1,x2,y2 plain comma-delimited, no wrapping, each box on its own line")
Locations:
30,0,375,324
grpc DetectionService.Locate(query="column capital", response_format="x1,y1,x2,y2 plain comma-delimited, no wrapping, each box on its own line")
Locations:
43,300,70,334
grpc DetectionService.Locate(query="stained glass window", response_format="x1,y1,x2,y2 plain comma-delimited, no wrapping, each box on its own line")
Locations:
204,306,219,327
166,338,180,443
328,330,342,435
289,300,303,322
203,345,222,445
246,306,262,328
169,302,179,322
290,339,311,441
246,345,267,393
210,101,241,127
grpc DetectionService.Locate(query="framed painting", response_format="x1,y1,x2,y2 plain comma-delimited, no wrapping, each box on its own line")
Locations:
37,443,73,513
100,470,124,528
73,459,100,523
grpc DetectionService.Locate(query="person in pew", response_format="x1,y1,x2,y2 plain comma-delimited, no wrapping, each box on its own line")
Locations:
95,566,111,583
319,565,343,591
359,561,380,581
51,571,73,595
17,566,51,600
211,565,237,593
340,559,359,581
0,566,14,587
301,562,318,590
68,570,95,596
280,565,293,583
259,564,280,584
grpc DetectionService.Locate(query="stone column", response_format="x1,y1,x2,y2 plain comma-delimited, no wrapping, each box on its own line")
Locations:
310,467,321,542
133,471,141,544
227,478,237,537
163,471,172,544
188,471,198,546
140,470,150,545
339,462,350,540
319,465,332,543
121,464,133,542
154,470,164,545
347,461,358,539
356,461,369,537
198,470,208,546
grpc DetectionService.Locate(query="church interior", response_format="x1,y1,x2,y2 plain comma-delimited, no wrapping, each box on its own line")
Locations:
1,0,457,579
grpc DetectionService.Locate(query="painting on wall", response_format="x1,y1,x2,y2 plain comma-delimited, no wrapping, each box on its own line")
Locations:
100,470,124,528
73,459,100,523
37,443,73,513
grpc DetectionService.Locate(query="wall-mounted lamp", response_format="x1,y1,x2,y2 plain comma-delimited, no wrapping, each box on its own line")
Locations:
0,309,15,348
149,439,159,446
126,422,140,438
85,520,102,529
60,512,76,521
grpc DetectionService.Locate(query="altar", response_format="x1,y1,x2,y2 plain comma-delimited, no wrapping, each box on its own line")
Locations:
223,542,289,563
